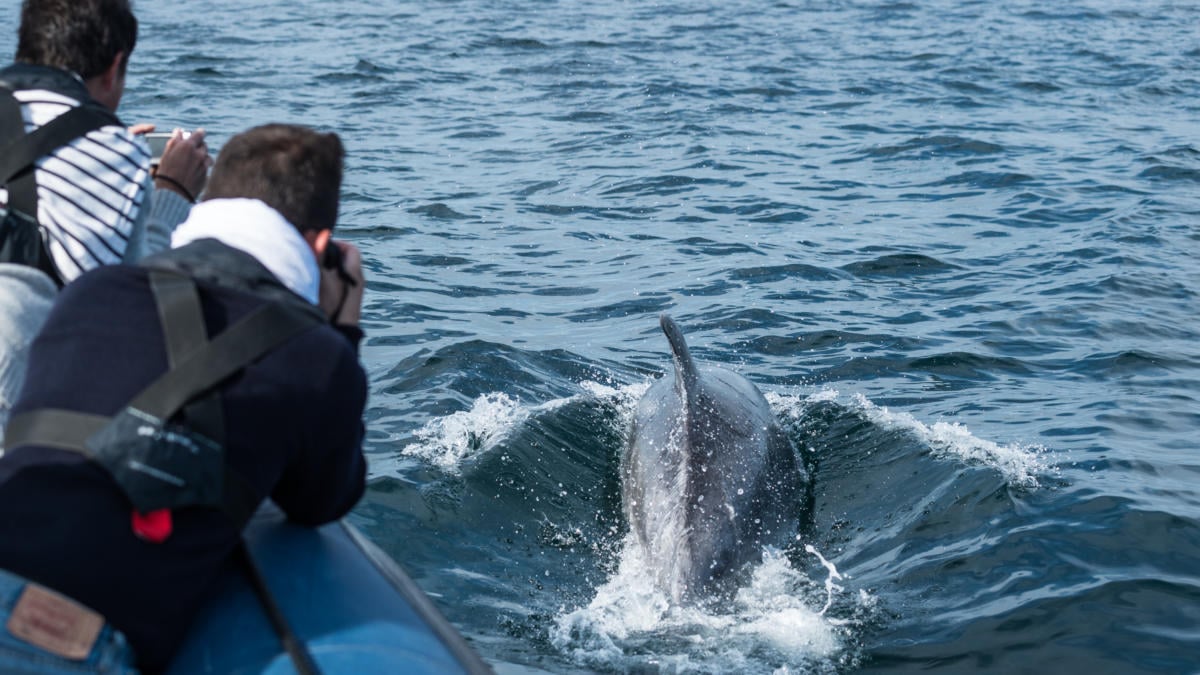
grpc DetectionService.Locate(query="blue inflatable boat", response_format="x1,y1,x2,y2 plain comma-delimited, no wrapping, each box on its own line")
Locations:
166,506,491,674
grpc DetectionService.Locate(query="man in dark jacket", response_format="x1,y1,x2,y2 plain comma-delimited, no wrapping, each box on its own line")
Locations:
0,123,367,673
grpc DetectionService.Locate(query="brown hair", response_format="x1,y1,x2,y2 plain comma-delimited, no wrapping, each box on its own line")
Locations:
17,0,138,79
203,124,345,232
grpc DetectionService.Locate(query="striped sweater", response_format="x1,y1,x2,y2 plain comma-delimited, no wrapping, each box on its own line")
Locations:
0,64,192,440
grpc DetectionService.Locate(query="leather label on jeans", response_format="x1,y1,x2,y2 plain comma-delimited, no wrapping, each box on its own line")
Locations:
6,584,103,660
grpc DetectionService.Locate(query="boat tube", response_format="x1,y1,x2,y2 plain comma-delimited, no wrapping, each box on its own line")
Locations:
167,506,491,674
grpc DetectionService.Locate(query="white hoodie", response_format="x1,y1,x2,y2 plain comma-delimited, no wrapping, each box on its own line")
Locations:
170,198,320,305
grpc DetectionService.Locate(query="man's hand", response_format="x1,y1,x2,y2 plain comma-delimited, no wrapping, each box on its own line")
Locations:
154,128,213,201
318,240,365,326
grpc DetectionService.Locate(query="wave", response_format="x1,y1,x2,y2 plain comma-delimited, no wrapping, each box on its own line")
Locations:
550,540,870,673
398,381,646,476
384,378,1054,672
396,377,1051,488
768,389,1051,489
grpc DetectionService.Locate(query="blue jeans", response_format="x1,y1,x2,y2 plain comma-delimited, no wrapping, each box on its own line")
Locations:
0,569,139,674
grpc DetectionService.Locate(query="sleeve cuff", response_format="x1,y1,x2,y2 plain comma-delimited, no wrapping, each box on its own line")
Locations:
146,188,193,243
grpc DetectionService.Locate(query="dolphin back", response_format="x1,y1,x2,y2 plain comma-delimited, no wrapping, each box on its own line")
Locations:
622,314,806,604
660,314,699,401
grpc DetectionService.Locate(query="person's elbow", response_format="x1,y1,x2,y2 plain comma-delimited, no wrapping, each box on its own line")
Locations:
274,446,367,526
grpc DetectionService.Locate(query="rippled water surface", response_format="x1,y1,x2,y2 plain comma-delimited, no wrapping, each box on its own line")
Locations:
4,1,1199,672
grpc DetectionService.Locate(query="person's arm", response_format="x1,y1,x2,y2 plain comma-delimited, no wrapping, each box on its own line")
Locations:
272,239,369,524
124,179,191,260
0,268,58,438
270,341,368,525
318,240,366,327
124,128,212,259
152,128,211,205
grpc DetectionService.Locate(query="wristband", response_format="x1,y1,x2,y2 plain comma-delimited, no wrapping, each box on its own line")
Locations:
155,174,196,204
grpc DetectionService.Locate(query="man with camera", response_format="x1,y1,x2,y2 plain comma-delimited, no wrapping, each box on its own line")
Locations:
0,123,367,673
0,0,211,437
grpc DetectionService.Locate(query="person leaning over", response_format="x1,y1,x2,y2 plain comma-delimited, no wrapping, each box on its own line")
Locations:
0,123,367,674
0,0,211,437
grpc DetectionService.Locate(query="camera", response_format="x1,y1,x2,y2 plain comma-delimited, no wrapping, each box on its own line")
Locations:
322,242,357,287
322,240,343,271
145,130,191,167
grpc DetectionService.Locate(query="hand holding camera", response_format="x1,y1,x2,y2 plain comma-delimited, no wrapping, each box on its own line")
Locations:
144,127,213,203
318,239,365,326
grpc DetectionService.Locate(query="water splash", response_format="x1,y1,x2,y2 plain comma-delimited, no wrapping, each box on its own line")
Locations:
848,393,1050,488
400,392,531,472
805,545,844,617
766,389,1051,488
580,378,650,406
550,535,860,673
399,381,649,474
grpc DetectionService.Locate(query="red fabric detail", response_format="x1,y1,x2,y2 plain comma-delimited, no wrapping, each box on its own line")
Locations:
131,509,173,543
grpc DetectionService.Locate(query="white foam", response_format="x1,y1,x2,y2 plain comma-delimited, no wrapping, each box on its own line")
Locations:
400,392,531,473
766,387,841,428
399,381,651,474
805,544,844,616
550,537,856,671
580,378,650,405
849,393,1050,488
733,548,845,659
765,388,1050,488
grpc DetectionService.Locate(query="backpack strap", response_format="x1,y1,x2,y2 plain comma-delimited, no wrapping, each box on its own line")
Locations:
0,94,120,185
3,408,108,453
0,86,45,277
0,86,34,216
128,293,320,420
147,271,321,672
0,86,117,283
4,272,322,525
148,271,260,526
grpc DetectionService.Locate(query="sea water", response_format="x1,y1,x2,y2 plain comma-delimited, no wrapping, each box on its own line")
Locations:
2,1,1198,672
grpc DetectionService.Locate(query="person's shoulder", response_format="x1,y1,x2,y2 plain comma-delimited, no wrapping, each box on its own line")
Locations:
19,90,130,139
58,263,147,302
80,121,149,167
30,97,147,167
25,95,150,191
16,89,77,125
74,262,146,283
295,320,361,360
273,319,364,383
245,316,365,415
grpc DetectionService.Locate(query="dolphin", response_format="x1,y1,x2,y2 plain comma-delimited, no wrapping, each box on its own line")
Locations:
622,314,807,604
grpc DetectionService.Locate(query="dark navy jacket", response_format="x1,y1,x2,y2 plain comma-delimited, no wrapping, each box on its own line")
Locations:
0,240,367,672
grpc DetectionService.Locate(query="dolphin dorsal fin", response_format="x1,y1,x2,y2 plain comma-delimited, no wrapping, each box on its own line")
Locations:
660,314,700,399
